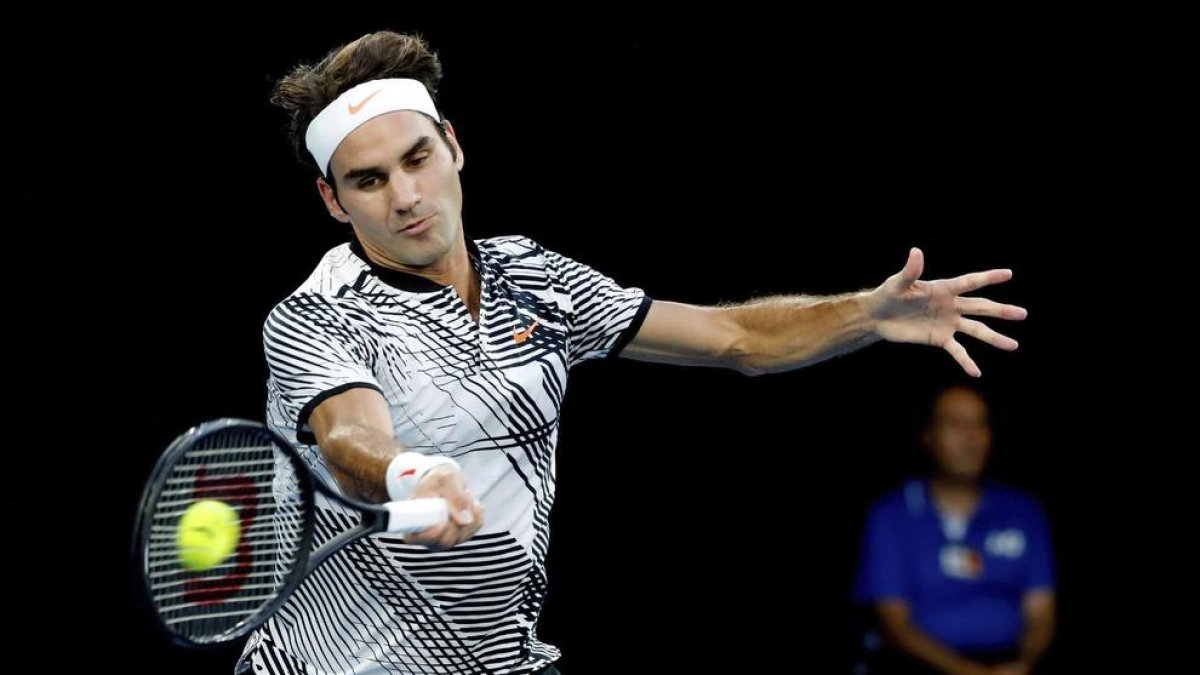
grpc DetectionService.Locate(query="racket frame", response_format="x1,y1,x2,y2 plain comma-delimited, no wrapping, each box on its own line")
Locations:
134,418,401,648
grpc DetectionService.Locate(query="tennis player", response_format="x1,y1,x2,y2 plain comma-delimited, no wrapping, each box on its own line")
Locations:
237,31,1028,675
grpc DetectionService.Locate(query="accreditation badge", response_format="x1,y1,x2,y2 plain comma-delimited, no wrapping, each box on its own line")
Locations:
939,544,984,580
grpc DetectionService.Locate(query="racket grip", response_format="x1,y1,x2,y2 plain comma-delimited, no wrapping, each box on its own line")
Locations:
384,498,449,533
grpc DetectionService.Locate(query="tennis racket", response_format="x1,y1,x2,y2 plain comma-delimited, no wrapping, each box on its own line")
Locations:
134,418,449,647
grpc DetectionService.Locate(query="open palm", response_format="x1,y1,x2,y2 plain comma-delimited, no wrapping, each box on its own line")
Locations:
867,248,1028,377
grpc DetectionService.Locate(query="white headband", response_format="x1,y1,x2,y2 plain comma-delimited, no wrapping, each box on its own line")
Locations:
304,78,441,176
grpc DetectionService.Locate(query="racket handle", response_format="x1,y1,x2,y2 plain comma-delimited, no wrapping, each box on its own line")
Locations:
383,498,449,533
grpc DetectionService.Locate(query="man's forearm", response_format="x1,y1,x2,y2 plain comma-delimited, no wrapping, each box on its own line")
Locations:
887,624,988,675
726,292,881,375
1018,610,1055,665
320,423,405,503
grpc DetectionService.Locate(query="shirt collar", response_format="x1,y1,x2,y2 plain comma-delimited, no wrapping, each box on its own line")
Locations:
922,478,992,523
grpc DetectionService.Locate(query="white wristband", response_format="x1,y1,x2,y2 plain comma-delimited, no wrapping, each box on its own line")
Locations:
385,452,460,501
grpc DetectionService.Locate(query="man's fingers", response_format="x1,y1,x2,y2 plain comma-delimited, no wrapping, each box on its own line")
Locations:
949,269,1013,294
413,466,478,524
436,512,483,549
452,500,484,540
957,296,1028,321
404,522,446,545
943,338,981,378
898,247,924,285
437,523,467,549
407,521,466,550
452,505,475,526
411,498,482,548
958,318,1019,351
405,465,485,548
448,490,481,526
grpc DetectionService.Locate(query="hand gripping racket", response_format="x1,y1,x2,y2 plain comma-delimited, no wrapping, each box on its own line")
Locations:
134,418,448,647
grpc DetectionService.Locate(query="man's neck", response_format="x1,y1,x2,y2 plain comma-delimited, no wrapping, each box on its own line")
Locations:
359,233,480,321
362,239,471,286
929,475,981,519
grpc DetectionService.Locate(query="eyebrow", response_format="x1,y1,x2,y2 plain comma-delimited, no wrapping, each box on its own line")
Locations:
342,136,434,183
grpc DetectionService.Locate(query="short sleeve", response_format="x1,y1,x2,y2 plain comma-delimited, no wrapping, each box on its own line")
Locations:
1021,500,1056,592
543,247,653,367
854,502,911,603
263,294,383,444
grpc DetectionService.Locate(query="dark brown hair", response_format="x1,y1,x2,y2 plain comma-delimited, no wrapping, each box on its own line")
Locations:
271,31,454,179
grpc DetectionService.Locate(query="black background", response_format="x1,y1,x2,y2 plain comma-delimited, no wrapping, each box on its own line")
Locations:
11,10,1140,673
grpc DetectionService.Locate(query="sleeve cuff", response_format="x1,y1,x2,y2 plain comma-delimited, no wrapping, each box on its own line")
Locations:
605,294,653,360
295,382,385,445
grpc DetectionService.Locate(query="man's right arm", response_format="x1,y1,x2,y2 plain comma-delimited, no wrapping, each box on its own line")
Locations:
876,599,994,675
308,387,484,548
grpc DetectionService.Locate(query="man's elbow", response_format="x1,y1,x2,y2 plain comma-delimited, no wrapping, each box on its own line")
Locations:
718,318,766,376
874,614,914,649
728,338,773,377
733,358,770,377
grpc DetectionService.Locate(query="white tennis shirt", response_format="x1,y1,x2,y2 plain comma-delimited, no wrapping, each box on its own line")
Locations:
236,234,651,675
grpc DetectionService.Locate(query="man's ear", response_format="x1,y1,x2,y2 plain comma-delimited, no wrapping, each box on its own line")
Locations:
316,177,352,223
444,120,465,171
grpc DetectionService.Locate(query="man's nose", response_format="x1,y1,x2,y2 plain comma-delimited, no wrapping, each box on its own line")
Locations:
389,172,421,212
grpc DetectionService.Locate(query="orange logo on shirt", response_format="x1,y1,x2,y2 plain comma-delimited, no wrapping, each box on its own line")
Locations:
513,318,540,344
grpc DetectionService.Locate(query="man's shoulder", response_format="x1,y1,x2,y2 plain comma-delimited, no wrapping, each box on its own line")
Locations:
476,234,576,282
476,234,600,281
291,242,366,296
476,234,546,260
868,479,928,521
984,481,1046,518
265,244,370,322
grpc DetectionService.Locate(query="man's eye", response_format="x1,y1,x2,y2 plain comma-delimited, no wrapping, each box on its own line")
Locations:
410,155,429,167
358,177,379,189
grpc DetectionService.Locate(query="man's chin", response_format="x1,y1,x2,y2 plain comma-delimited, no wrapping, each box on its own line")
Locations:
389,235,452,267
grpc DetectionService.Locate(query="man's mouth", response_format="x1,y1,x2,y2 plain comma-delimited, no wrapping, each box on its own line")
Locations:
398,214,435,235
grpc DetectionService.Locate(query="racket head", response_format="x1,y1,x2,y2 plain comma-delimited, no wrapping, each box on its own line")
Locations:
134,419,315,647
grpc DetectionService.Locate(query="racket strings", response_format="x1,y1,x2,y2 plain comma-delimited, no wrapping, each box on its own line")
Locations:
144,426,311,643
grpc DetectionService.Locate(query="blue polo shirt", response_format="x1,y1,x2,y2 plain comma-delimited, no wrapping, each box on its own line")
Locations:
854,479,1055,651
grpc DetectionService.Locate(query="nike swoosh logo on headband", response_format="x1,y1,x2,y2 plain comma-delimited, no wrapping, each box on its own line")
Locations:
348,89,383,115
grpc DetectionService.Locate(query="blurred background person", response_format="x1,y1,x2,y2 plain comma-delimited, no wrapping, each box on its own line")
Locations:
853,385,1055,675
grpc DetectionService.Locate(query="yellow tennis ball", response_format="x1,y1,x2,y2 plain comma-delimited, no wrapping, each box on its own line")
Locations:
176,499,241,571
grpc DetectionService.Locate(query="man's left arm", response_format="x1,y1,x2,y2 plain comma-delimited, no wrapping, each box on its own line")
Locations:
995,498,1057,674
620,247,1027,377
1015,589,1056,671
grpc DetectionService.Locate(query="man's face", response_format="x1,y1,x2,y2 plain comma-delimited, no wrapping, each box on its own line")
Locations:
320,111,465,267
925,388,992,482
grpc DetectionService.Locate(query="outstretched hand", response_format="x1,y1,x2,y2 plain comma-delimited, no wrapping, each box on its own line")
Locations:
865,248,1027,377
